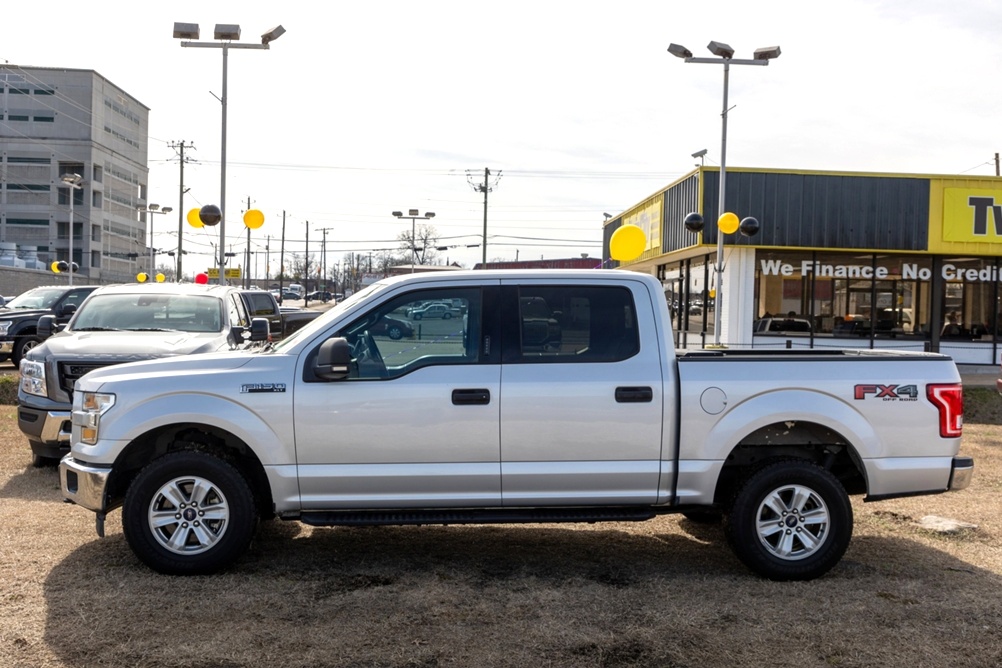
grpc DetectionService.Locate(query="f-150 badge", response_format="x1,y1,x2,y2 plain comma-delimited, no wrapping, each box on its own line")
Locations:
241,383,287,393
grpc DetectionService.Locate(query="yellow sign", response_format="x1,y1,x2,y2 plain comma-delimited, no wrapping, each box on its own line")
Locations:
206,268,242,279
943,187,1002,242
624,195,663,252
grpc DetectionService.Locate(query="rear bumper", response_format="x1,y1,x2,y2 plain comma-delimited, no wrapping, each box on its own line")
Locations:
949,456,974,491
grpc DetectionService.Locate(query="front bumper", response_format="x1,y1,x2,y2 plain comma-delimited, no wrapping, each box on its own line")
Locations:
18,404,72,456
0,341,13,354
60,455,112,513
949,456,974,491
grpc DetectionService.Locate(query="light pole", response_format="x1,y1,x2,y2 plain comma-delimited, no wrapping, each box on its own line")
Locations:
138,204,173,276
173,21,285,284
391,209,436,273
58,173,83,286
669,40,780,347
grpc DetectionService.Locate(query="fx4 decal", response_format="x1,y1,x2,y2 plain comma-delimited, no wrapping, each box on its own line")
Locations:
854,384,919,401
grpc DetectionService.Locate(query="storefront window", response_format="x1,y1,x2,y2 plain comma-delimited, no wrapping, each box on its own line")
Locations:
941,258,998,340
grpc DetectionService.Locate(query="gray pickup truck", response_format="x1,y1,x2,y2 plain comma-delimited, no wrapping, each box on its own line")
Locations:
58,270,973,580
18,283,273,466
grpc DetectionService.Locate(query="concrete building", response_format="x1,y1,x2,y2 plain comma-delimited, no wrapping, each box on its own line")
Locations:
0,65,151,285
605,166,1002,366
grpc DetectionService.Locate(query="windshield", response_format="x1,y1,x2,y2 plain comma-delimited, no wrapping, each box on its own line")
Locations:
3,288,67,310
70,293,224,332
269,283,384,351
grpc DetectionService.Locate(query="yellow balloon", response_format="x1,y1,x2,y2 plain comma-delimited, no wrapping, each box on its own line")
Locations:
51,261,62,273
718,212,740,235
609,224,646,262
187,208,204,229
243,209,265,229
155,273,166,283
137,272,148,283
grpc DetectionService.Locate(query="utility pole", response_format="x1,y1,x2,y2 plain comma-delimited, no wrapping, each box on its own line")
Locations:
244,196,252,288
304,221,310,307
467,167,502,268
169,140,195,281
279,210,286,298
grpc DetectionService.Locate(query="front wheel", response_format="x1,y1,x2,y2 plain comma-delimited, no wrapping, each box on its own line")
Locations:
724,459,852,581
122,450,258,575
12,335,42,366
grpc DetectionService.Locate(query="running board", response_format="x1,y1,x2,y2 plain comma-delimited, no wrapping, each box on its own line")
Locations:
298,506,657,527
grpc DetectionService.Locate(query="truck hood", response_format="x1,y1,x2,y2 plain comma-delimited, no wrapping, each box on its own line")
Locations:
77,350,258,387
0,308,51,322
35,330,235,360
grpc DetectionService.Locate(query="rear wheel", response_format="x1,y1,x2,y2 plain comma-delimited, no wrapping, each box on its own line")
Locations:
387,325,403,340
724,459,852,581
122,450,257,575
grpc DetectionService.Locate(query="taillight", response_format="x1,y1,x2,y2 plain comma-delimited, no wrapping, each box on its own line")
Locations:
927,383,963,438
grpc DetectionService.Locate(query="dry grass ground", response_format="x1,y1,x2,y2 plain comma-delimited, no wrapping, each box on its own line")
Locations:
1,402,1000,668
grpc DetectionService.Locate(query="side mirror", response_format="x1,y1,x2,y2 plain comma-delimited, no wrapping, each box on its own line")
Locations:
38,314,58,338
248,317,270,342
57,303,77,320
314,337,352,380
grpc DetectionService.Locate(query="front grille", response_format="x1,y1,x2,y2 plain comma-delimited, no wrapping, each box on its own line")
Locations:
58,362,118,398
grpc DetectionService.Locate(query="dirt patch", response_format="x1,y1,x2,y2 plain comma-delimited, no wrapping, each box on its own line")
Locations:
1,406,1000,667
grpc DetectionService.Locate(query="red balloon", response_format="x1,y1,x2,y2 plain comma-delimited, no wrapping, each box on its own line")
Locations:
195,273,209,285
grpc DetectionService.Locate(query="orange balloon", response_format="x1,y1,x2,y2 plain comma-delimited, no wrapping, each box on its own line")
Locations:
718,212,740,235
243,209,265,229
187,208,204,229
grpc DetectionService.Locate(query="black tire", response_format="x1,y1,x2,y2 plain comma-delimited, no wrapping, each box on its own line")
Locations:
387,326,403,340
122,450,258,575
680,508,723,524
442,312,452,319
413,313,422,320
724,459,852,581
12,335,42,366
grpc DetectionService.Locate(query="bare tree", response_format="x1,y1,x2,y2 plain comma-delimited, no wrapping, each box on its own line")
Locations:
397,224,440,266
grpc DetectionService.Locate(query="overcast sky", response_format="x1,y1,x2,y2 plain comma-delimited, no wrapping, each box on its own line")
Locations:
5,0,1001,273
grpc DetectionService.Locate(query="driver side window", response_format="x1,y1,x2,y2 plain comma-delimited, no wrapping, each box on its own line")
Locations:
335,287,481,380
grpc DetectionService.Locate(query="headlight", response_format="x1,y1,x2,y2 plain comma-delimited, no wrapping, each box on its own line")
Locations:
79,392,116,445
19,359,47,398
0,321,11,335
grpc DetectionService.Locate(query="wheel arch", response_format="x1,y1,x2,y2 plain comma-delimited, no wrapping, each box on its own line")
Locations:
106,422,274,519
694,389,875,504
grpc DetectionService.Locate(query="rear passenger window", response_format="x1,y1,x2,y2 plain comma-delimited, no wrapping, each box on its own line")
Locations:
513,286,639,362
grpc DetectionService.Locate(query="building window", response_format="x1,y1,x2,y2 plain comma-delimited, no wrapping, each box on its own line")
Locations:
33,115,55,123
7,114,29,121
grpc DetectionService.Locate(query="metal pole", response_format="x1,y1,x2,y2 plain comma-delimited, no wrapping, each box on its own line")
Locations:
149,213,155,275
67,190,74,286
411,217,416,273
481,168,489,267
177,142,186,281
218,44,229,285
713,61,730,347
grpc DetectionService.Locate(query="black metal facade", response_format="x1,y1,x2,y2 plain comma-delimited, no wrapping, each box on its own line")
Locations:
691,170,931,251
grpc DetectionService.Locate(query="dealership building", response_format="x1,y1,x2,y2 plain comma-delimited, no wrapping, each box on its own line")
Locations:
604,166,1002,365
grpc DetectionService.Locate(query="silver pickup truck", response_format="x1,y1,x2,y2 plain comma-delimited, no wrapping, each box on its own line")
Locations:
58,270,973,580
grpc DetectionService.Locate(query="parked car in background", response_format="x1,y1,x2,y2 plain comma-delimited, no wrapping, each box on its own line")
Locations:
0,285,100,366
753,315,813,334
406,301,460,320
239,289,322,341
307,290,333,302
369,315,413,340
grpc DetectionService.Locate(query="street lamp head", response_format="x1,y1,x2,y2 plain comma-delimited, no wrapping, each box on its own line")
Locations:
60,173,83,186
707,40,735,59
392,211,403,218
425,212,436,219
261,25,286,45
667,43,693,59
753,45,782,61
173,22,200,39
148,203,161,211
408,209,419,216
691,149,708,159
162,207,174,214
214,24,241,41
